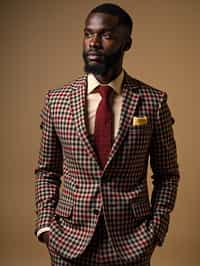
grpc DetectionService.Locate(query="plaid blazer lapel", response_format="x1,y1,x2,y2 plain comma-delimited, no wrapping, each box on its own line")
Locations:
70,75,99,162
105,73,140,169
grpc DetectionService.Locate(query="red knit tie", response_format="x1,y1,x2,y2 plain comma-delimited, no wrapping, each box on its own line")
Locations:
94,85,113,168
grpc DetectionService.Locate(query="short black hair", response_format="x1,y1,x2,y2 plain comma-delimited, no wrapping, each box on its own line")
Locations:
88,3,133,35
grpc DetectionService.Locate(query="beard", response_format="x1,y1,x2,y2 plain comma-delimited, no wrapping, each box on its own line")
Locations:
82,47,123,75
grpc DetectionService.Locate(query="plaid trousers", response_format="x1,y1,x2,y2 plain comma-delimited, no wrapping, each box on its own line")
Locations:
48,215,151,266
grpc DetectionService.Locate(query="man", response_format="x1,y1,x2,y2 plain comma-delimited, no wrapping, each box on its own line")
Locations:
35,3,180,266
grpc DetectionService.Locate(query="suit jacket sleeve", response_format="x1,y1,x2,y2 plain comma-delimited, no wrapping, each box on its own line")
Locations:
149,92,180,246
34,91,63,235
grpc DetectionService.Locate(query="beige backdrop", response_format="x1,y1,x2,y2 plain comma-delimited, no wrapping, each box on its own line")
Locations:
1,0,200,265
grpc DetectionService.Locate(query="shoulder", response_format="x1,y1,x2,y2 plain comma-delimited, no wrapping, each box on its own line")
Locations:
125,73,167,104
45,74,87,104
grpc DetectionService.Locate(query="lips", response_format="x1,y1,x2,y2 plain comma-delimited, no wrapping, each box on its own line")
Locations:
87,52,103,61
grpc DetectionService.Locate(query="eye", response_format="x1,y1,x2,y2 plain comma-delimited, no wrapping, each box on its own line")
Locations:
84,31,93,38
102,32,113,39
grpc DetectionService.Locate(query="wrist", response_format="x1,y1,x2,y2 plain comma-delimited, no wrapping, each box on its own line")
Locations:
38,231,49,244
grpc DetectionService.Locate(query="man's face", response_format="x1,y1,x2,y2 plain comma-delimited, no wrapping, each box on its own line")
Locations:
83,12,129,75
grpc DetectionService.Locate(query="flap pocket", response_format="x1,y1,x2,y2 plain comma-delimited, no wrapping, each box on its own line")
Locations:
55,199,73,218
131,200,151,219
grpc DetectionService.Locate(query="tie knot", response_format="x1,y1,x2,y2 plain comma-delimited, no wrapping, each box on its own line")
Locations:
97,85,113,99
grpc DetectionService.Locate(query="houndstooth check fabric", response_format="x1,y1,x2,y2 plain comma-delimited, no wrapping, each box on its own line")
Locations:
35,72,180,265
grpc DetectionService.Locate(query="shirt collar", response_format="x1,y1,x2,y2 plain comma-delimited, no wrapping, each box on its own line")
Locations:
87,70,124,95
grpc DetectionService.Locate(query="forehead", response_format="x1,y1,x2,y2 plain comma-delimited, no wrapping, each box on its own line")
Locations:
85,12,120,31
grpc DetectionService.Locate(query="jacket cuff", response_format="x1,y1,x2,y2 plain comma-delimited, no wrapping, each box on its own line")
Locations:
34,209,54,237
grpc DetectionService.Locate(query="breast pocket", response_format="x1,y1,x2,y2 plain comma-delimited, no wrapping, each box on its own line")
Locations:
128,123,152,151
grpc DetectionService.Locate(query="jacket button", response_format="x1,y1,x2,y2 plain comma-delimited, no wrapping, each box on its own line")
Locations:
93,209,99,215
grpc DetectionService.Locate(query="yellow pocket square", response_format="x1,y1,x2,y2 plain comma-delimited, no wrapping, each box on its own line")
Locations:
133,116,148,126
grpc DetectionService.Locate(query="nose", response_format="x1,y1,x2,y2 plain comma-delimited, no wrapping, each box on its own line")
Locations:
89,34,101,49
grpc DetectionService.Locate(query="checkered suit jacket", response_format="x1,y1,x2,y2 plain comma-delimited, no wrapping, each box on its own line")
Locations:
35,72,179,263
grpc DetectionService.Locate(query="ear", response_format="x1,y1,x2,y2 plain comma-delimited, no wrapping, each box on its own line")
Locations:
124,37,132,51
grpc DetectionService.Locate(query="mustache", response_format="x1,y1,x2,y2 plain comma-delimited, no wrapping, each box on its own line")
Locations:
86,50,104,56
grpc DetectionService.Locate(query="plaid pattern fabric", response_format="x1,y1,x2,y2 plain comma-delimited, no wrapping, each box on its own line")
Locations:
35,72,180,264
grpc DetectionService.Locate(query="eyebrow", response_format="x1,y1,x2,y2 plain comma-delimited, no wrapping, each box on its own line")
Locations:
84,25,119,33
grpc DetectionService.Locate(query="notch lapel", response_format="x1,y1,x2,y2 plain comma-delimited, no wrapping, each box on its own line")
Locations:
70,75,98,162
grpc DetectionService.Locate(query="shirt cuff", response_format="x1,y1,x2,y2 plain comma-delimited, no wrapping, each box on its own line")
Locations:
37,227,50,239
